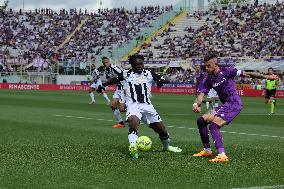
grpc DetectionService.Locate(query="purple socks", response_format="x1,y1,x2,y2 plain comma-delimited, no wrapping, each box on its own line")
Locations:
197,117,225,154
209,122,225,154
197,117,210,149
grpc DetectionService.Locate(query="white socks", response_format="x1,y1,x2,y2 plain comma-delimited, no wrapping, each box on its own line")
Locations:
89,92,95,102
113,108,123,123
102,93,110,105
128,133,138,146
206,101,210,110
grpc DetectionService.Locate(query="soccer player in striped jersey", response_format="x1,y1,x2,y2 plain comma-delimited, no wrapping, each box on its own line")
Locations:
88,64,110,105
98,54,182,159
192,53,279,162
101,57,125,128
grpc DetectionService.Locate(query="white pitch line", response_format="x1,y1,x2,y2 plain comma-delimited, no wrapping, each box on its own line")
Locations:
52,115,284,139
232,184,284,189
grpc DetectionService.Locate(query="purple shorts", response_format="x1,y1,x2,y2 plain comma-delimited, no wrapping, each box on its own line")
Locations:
215,102,243,124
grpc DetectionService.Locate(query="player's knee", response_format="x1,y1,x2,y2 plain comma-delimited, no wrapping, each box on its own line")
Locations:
127,115,140,128
212,117,226,127
202,114,213,123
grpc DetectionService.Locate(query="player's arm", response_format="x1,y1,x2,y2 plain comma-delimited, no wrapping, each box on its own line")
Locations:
97,73,124,93
193,78,211,113
242,71,279,80
193,92,205,113
151,71,170,87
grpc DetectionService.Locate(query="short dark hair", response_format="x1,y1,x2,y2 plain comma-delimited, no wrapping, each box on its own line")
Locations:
204,53,218,62
128,54,144,65
101,57,109,61
268,67,273,71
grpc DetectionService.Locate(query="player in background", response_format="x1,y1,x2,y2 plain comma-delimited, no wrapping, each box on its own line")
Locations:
101,57,125,128
194,64,206,96
192,53,278,162
98,54,182,159
88,64,110,105
265,67,281,115
194,64,219,111
206,88,219,111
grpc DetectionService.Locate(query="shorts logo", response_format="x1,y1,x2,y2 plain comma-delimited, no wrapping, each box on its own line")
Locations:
221,114,224,117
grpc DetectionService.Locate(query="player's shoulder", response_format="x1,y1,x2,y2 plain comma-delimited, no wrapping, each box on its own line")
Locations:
111,64,122,69
143,69,152,75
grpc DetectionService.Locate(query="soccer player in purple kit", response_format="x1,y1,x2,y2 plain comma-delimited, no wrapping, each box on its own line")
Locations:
192,53,279,162
194,64,206,96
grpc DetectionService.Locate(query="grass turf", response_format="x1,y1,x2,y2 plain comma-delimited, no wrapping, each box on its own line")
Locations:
0,90,283,189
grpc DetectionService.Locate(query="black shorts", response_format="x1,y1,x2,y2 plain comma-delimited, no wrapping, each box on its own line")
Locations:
265,89,276,99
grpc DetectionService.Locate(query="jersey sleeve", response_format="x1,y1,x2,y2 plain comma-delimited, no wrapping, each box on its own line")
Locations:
200,78,211,94
111,65,123,75
226,67,242,79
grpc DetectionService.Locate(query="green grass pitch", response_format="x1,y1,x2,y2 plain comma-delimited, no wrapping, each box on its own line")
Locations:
0,90,283,189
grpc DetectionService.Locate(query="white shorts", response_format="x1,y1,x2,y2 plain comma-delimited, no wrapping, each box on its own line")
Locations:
126,102,162,124
207,88,218,99
113,88,123,102
141,114,150,126
90,80,102,89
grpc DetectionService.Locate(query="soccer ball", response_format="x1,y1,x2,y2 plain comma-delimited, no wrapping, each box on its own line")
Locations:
136,136,152,151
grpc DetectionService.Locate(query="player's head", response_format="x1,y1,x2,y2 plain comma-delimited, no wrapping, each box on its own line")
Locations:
91,64,96,69
102,57,110,68
129,54,144,74
204,53,218,75
268,67,274,75
195,64,201,72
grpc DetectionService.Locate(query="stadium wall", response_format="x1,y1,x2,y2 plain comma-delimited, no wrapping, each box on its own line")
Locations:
0,83,283,98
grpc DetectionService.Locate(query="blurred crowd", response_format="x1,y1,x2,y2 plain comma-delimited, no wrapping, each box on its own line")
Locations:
140,2,284,59
0,6,172,73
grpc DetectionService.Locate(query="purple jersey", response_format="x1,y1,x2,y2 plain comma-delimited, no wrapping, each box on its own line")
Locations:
201,67,242,104
195,71,207,94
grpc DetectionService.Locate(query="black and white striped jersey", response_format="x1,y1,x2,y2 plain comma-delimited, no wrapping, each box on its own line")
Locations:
105,64,123,79
105,64,123,89
91,69,100,82
118,69,162,104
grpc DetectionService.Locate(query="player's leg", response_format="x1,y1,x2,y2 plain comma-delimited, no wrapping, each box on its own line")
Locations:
111,98,124,128
206,98,211,110
269,96,276,115
206,102,242,162
88,86,96,104
143,104,181,152
96,80,111,105
100,91,110,105
192,113,213,157
269,90,276,115
126,104,142,159
264,90,270,104
214,97,219,108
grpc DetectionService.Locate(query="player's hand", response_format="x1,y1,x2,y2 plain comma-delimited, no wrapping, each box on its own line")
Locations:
192,103,201,113
266,74,279,80
96,85,105,93
157,80,164,88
